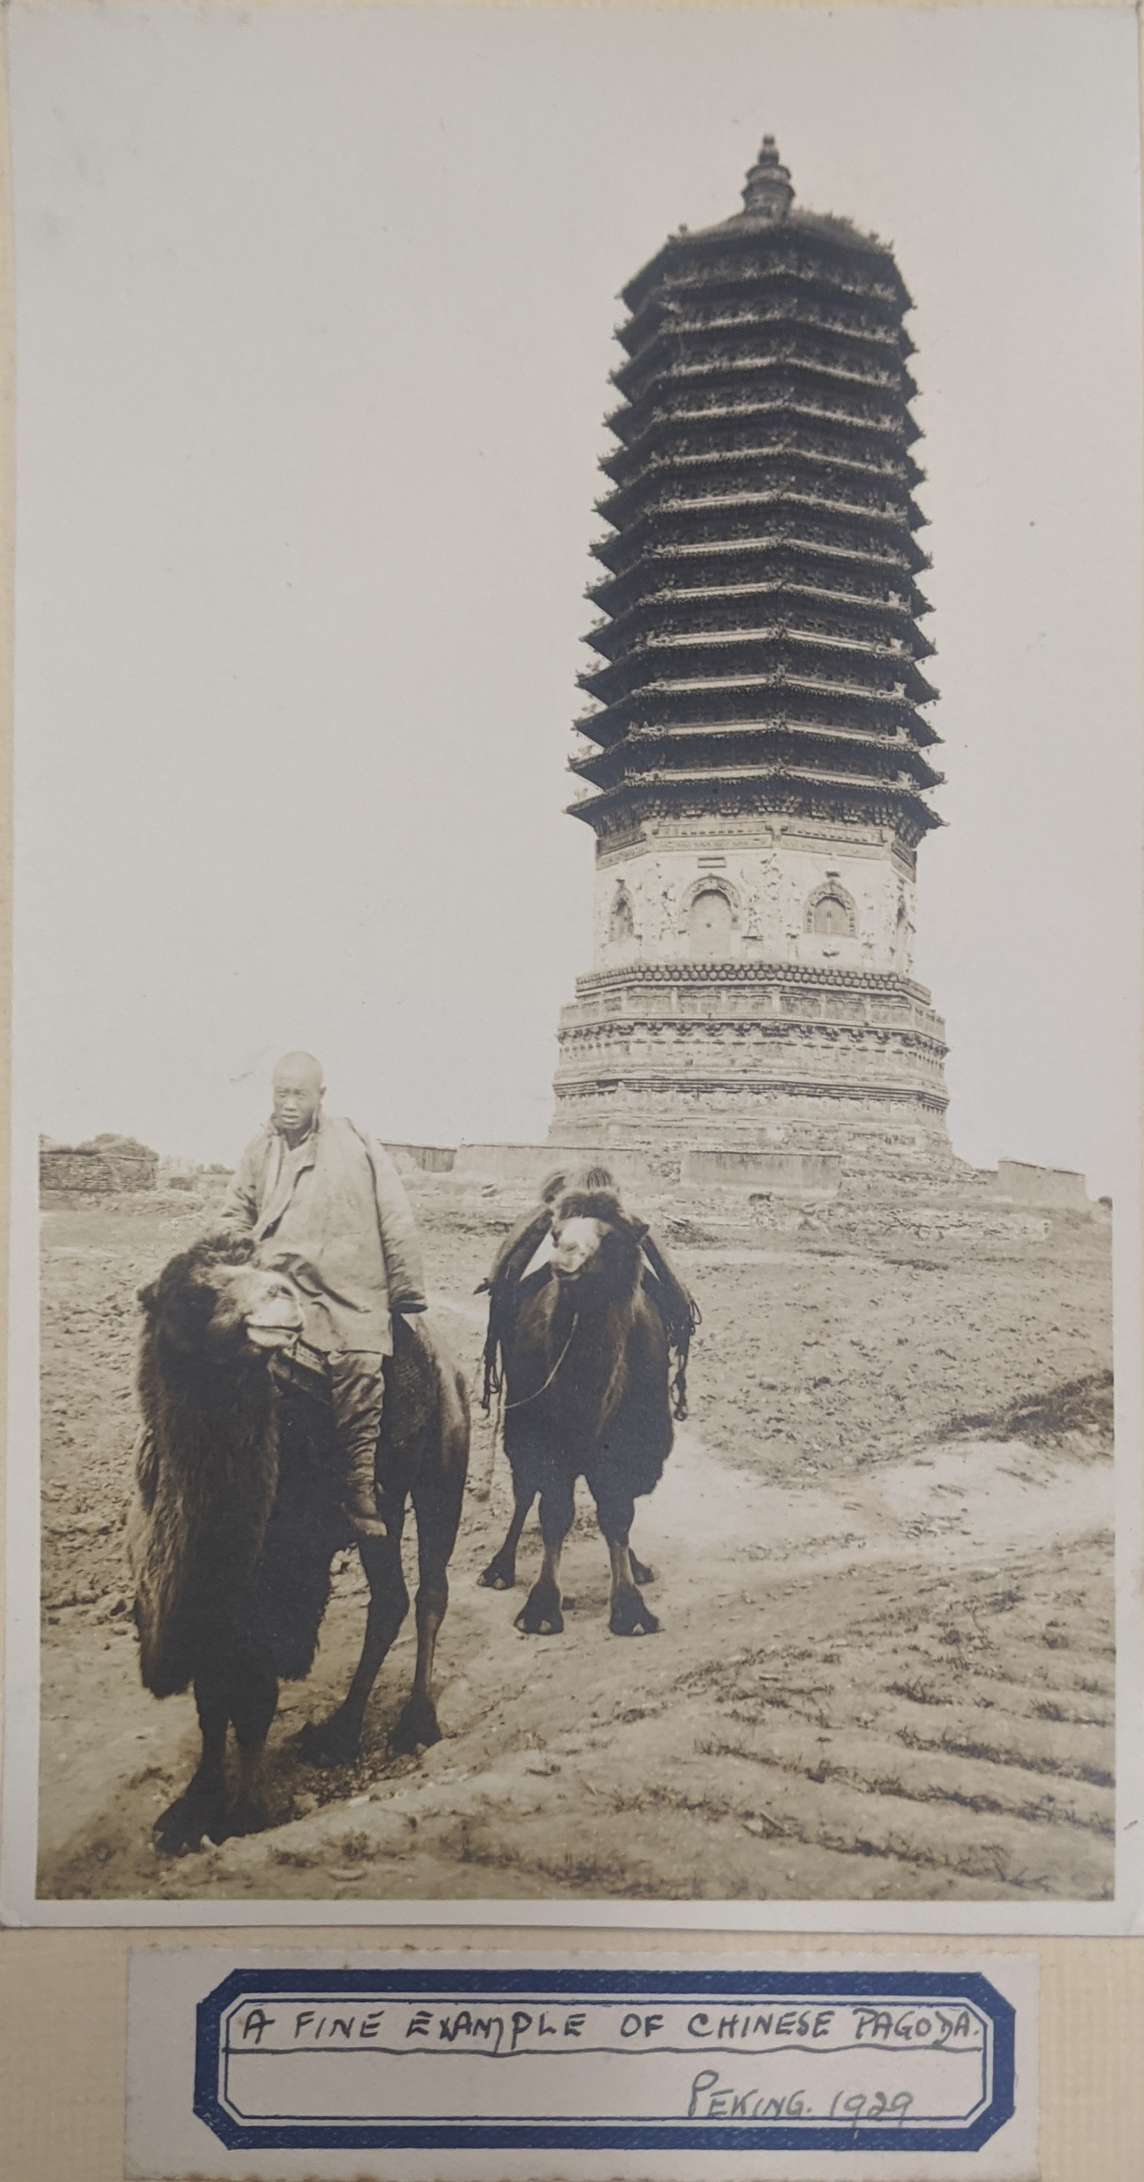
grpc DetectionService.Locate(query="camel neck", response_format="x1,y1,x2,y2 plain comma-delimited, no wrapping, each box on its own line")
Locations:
552,1277,637,1346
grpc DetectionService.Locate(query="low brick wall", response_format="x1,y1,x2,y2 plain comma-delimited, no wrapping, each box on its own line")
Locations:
385,1143,456,1174
452,1143,663,1190
996,1160,1087,1209
682,1148,842,1194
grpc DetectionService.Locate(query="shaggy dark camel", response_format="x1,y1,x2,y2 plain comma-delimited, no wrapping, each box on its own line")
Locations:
129,1232,469,1853
478,1187,674,1637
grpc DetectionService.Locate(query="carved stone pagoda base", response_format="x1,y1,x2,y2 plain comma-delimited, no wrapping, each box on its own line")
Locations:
549,959,952,1172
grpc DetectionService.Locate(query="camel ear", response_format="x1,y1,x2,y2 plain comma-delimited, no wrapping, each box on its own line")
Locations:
138,1281,159,1318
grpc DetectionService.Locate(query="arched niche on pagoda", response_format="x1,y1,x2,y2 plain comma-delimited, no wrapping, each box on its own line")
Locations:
685,879,738,959
805,881,858,939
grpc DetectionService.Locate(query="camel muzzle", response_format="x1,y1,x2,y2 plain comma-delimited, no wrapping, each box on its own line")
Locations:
245,1320,302,1351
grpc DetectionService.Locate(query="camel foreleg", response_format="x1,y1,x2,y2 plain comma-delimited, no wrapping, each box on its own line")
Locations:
226,1660,279,1836
154,1668,231,1854
515,1474,574,1636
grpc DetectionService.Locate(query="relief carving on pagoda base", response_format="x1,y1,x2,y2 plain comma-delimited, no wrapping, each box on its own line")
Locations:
554,1026,949,1095
592,842,917,977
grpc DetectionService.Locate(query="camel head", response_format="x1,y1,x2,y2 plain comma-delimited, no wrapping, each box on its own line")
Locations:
550,1188,648,1302
139,1233,305,1358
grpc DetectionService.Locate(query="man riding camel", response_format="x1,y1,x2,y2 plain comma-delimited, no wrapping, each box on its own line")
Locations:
220,1051,427,1538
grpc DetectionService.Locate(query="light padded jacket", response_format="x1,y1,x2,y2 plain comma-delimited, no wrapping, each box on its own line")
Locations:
220,1113,427,1356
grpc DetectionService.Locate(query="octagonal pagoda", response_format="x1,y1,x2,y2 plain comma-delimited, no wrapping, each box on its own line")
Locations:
549,138,952,1169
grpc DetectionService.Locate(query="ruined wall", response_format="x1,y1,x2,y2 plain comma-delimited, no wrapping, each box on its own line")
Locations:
40,1137,158,1195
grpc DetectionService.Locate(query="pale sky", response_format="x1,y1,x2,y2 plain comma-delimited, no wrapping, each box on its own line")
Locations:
8,3,1142,1193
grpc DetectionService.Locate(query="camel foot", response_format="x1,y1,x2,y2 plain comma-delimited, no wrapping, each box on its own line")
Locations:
388,1694,442,1755
223,1792,272,1839
478,1549,517,1590
153,1786,228,1857
609,1583,660,1638
515,1576,564,1636
298,1712,362,1768
628,1551,655,1586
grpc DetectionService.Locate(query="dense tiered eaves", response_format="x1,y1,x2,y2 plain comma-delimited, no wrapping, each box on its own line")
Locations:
572,177,942,844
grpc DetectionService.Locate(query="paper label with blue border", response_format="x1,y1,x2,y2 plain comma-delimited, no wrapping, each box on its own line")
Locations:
125,1949,1040,2181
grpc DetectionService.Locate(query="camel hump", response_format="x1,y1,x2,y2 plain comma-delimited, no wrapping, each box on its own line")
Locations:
383,1309,463,1450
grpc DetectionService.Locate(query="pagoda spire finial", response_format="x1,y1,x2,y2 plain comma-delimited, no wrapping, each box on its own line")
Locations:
741,134,794,222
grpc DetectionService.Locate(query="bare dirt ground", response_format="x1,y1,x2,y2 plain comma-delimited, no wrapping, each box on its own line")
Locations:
36,1175,1115,1904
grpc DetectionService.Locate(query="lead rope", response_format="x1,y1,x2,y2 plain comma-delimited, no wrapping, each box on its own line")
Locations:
502,1313,580,1413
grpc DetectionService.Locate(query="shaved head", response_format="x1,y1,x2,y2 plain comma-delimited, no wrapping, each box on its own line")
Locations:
273,1050,324,1092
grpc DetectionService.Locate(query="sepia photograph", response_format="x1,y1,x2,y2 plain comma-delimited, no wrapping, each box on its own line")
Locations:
2,0,1141,1927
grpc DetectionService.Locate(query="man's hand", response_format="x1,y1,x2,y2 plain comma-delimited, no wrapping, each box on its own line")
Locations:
345,1505,389,1541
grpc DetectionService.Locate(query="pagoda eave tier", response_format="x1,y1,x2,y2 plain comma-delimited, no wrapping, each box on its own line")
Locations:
611,335,918,409
606,390,924,451
595,469,926,536
591,513,931,581
565,767,943,844
585,590,936,663
574,685,940,748
587,553,933,623
599,438,926,499
614,298,914,369
610,328,918,388
603,438,925,496
619,207,913,314
569,722,943,789
578,644,939,709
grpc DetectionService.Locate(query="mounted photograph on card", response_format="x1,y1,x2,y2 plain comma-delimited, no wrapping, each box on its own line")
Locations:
121,1948,1041,2182
2,0,1141,1929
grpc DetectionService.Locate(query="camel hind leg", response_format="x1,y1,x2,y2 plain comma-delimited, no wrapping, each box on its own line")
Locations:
390,1412,468,1753
301,1342,469,1766
298,1520,411,1768
596,1487,660,1637
515,1471,574,1636
478,1479,534,1590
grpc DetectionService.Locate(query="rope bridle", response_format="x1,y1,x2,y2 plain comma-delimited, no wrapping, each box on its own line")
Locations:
502,1312,580,1412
